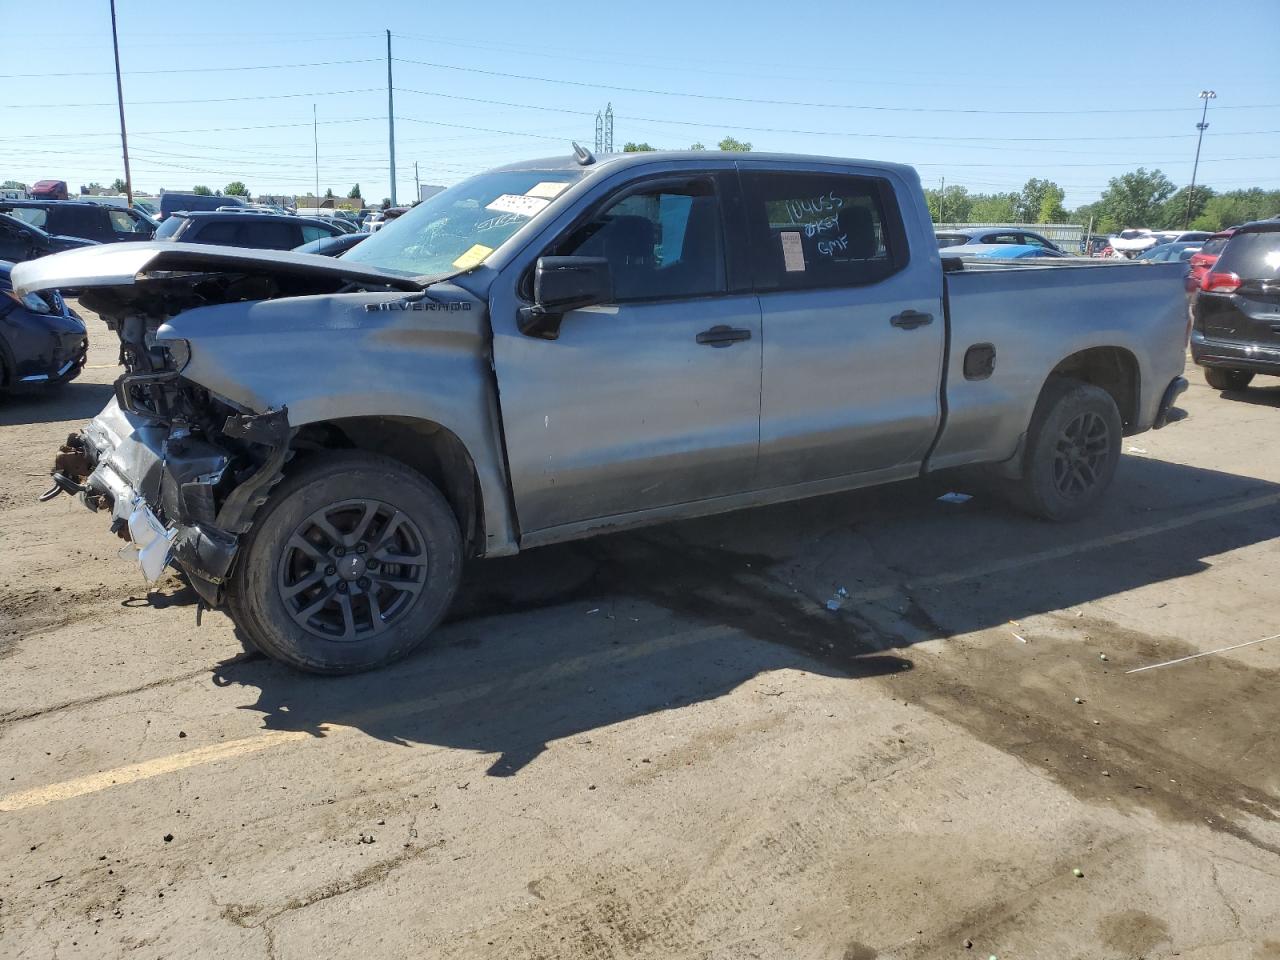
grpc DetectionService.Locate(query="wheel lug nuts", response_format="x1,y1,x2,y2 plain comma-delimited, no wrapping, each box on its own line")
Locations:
325,565,336,576
367,561,378,571
358,577,370,588
356,544,366,554
337,582,348,593
334,547,346,558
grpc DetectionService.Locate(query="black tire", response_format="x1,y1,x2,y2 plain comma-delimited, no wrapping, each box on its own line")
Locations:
226,451,462,674
1204,367,1254,391
1016,378,1123,521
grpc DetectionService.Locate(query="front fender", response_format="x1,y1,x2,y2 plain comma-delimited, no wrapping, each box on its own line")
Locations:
163,289,517,556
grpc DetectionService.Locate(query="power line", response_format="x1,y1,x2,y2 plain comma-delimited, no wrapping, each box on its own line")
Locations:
0,58,379,79
1,87,382,110
393,58,1280,116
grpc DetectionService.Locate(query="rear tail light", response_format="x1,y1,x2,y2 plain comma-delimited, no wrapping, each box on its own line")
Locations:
1202,271,1241,293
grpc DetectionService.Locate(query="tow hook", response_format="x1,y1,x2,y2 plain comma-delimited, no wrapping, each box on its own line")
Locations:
39,473,86,502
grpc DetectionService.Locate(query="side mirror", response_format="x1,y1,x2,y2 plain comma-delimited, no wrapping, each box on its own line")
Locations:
518,256,612,340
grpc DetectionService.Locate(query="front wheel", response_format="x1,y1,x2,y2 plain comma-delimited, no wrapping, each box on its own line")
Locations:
226,451,463,674
1016,378,1123,521
1203,367,1254,391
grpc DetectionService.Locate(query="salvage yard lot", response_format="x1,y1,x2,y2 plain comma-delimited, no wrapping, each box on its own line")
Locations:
2,308,1279,960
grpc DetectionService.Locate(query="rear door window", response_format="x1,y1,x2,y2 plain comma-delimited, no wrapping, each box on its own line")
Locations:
1215,231,1280,280
239,221,302,250
299,223,333,244
188,220,240,245
740,170,905,291
983,232,1023,245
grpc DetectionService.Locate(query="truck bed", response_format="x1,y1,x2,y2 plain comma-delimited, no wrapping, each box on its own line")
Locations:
929,259,1188,471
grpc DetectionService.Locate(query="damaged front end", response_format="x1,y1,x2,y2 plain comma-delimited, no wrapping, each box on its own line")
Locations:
47,375,290,605
18,243,426,602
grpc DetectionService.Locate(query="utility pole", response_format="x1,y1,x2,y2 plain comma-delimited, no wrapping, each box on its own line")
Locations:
313,104,320,207
386,29,397,206
108,0,133,205
938,176,945,223
1184,90,1216,229
414,161,420,202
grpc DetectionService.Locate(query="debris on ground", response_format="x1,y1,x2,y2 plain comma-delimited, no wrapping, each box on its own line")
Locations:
936,492,972,504
1126,633,1279,674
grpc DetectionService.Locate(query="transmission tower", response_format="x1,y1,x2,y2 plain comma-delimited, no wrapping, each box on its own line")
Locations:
594,103,614,154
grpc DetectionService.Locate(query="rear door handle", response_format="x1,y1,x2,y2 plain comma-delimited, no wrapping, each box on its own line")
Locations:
890,310,934,330
696,325,753,347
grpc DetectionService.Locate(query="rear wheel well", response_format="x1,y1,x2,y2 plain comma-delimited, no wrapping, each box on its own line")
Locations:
289,416,484,556
1045,347,1140,432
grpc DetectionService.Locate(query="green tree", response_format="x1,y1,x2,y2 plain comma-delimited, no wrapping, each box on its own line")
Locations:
324,187,336,199
688,142,706,151
969,192,1020,222
1015,178,1066,223
191,185,213,196
718,136,751,152
1,179,27,191
347,183,362,199
381,198,391,209
926,184,974,223
1097,168,1175,230
110,178,127,193
1193,188,1280,231
1158,186,1214,229
224,181,250,197
622,142,656,152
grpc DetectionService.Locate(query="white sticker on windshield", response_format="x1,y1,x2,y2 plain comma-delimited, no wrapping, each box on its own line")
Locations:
781,231,805,272
525,181,570,199
485,194,550,217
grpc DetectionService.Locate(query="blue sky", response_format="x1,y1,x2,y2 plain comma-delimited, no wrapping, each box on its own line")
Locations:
2,0,1278,208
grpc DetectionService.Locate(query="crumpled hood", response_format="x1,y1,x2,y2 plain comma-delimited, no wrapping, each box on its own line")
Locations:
10,240,423,297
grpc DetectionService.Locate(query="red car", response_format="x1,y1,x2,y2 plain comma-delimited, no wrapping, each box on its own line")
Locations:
29,179,69,201
1186,229,1235,293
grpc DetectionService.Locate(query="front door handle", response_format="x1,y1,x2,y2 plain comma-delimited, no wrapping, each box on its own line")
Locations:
696,325,753,347
890,310,934,330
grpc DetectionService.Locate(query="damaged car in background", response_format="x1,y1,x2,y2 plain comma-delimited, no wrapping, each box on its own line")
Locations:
16,149,1190,674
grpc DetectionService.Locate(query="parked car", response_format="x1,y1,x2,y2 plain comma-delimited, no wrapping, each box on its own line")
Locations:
1186,230,1235,293
944,243,1072,260
1190,219,1280,390
1152,230,1212,244
0,212,97,263
1,259,87,393
18,149,1189,674
1108,229,1160,258
157,192,249,221
154,210,344,250
1135,242,1202,263
30,180,69,201
0,200,155,244
292,232,366,257
935,227,1063,252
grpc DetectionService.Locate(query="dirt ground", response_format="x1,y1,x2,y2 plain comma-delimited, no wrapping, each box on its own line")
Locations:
2,308,1279,960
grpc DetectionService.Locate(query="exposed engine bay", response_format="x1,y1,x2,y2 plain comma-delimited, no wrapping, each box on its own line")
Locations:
38,252,422,605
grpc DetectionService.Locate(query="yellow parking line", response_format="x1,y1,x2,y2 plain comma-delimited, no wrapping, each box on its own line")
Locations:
0,626,726,813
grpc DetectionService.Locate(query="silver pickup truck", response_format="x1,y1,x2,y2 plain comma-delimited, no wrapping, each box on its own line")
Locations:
16,149,1189,673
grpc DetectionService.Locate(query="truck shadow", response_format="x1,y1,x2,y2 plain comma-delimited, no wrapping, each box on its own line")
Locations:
1216,383,1280,408
0,381,115,427
212,453,1280,776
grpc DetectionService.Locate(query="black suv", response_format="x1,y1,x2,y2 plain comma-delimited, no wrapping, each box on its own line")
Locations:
155,211,343,251
0,212,97,263
1191,219,1280,390
0,200,155,244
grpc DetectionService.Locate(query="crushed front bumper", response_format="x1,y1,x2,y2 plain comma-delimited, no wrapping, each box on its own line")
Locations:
50,394,290,605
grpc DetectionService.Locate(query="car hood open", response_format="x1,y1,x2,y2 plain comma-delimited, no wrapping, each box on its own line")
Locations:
10,241,423,297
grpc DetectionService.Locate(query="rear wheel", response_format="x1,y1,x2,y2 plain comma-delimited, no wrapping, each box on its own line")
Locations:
1203,367,1254,391
1015,378,1123,521
226,451,462,674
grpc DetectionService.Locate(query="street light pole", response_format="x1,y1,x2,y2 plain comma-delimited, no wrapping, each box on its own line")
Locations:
108,0,133,206
1184,90,1216,229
